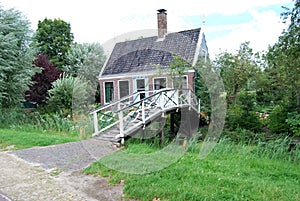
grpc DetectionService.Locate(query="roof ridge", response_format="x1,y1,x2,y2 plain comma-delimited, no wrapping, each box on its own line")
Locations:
115,27,201,45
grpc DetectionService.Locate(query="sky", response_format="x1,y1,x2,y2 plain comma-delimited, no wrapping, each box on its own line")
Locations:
0,0,294,58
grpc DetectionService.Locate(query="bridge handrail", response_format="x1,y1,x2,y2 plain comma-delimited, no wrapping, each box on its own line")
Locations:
91,88,200,139
115,88,174,113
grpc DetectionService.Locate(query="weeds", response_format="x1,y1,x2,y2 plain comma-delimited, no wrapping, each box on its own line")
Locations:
252,137,300,162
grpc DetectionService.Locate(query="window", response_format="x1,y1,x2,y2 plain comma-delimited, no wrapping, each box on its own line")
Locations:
172,76,187,89
154,78,166,90
119,80,129,98
136,79,145,99
104,82,114,103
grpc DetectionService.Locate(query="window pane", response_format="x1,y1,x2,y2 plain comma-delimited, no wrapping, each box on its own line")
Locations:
136,79,145,99
105,82,114,103
136,79,145,90
173,76,187,89
154,78,166,90
119,81,129,98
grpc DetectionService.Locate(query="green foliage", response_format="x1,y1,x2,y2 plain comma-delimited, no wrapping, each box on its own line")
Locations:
286,112,300,136
252,137,300,161
194,69,211,114
269,105,289,134
35,18,74,69
169,55,189,77
0,6,39,109
0,107,77,134
168,55,191,90
63,43,106,84
194,60,227,141
62,43,106,102
0,107,29,127
30,112,76,133
227,91,262,132
215,41,261,102
47,74,92,116
266,1,300,113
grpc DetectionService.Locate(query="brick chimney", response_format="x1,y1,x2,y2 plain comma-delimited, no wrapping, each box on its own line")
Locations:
157,9,167,38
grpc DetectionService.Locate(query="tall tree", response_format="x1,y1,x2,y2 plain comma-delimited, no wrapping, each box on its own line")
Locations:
63,43,106,103
266,0,300,113
24,54,62,105
214,41,261,102
0,6,38,109
35,18,74,69
62,43,106,84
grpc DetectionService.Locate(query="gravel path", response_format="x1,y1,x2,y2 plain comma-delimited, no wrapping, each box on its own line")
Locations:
10,138,117,172
0,138,128,201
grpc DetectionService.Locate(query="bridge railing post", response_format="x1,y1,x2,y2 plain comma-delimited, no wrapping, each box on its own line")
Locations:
188,89,192,110
118,102,124,144
142,100,145,125
93,112,98,135
198,98,201,114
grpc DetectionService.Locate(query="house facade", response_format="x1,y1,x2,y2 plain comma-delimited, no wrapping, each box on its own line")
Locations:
98,9,208,105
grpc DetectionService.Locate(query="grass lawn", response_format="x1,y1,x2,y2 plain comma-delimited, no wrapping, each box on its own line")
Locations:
84,139,300,201
0,128,80,150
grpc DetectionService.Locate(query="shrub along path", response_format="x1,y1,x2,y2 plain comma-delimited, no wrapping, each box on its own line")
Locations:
0,137,126,201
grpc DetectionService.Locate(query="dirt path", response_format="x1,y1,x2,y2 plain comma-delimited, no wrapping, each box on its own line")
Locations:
0,138,128,201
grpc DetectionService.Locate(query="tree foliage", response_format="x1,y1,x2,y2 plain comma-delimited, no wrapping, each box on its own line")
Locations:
24,54,62,104
0,6,38,109
215,42,261,102
62,43,106,103
62,43,106,84
266,0,300,113
35,18,74,69
227,91,262,132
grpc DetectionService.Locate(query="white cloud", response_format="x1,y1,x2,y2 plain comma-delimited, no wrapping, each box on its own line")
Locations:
1,0,293,57
206,9,287,58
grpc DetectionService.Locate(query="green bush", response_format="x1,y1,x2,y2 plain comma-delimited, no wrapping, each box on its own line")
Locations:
227,91,262,132
268,105,289,134
286,112,300,137
47,74,92,117
0,107,29,127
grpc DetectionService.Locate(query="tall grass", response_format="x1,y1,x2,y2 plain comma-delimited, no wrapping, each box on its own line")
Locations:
252,137,300,162
84,137,300,201
0,108,88,137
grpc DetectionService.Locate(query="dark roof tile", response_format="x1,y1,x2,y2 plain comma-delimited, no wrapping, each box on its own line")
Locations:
102,28,201,76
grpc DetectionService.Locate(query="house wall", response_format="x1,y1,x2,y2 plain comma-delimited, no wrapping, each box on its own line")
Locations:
187,71,195,90
99,71,195,105
99,77,134,105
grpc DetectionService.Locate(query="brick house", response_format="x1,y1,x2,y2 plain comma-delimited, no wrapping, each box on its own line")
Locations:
98,9,208,105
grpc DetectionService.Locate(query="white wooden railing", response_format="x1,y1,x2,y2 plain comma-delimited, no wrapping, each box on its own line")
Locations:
90,88,200,143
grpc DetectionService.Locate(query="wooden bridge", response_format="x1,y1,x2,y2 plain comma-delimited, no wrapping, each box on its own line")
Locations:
90,88,200,144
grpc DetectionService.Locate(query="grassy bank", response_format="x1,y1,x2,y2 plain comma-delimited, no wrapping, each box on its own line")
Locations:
0,128,80,150
84,139,300,201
